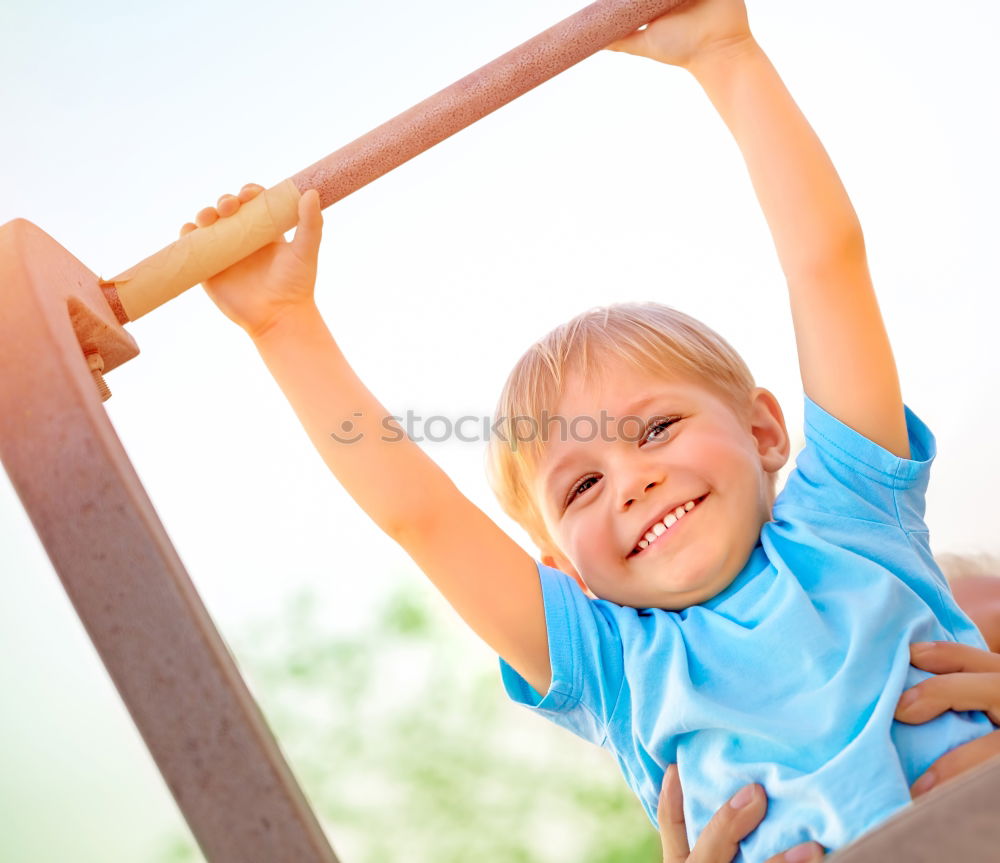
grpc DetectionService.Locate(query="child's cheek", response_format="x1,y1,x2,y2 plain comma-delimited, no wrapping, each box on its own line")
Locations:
568,513,607,570
678,430,749,477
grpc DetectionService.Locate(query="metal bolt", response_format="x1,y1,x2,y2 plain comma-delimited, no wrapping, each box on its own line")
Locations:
85,351,111,402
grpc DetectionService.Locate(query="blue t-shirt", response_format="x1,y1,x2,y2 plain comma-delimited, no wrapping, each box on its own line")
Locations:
500,395,995,861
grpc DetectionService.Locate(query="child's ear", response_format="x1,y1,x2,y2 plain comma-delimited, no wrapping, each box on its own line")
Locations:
540,550,595,598
748,387,790,473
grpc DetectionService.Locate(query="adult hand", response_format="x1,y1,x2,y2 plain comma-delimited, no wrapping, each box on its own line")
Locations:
658,640,1000,860
656,764,824,863
894,641,1000,797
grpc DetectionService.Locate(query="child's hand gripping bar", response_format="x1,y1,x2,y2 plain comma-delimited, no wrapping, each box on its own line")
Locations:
103,0,690,323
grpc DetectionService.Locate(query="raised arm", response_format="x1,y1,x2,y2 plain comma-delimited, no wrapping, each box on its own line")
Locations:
611,0,909,457
186,187,551,695
251,305,550,692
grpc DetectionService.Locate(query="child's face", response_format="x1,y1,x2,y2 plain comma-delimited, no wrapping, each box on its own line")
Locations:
532,362,786,611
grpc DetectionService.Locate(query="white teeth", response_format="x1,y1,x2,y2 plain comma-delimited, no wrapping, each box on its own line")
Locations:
633,499,701,555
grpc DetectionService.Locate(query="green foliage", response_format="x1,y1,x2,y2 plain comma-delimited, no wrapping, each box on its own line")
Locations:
164,581,657,863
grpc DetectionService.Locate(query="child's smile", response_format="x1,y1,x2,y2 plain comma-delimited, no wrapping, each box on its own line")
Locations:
627,494,707,558
533,361,787,611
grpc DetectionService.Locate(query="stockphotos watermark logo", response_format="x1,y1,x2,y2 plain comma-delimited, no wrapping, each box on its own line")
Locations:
330,410,675,449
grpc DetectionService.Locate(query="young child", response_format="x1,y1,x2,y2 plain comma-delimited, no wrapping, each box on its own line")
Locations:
184,0,995,858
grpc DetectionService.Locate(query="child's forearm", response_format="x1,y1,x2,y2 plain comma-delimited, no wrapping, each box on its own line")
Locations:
250,302,552,693
250,302,455,541
689,38,864,280
688,37,909,458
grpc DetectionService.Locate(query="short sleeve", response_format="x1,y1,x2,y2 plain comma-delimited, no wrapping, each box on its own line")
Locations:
775,394,936,534
499,561,626,746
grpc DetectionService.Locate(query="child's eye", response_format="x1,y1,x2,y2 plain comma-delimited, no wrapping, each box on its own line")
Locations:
566,474,600,506
644,416,680,443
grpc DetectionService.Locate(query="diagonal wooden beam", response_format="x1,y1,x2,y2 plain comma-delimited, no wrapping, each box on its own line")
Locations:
0,219,339,862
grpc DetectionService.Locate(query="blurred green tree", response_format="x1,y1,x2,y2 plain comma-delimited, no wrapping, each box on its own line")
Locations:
162,579,657,863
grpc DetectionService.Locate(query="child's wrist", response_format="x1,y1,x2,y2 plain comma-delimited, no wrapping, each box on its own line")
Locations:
248,300,322,345
686,34,761,80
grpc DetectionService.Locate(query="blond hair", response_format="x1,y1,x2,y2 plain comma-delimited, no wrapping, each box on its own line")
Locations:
485,302,758,552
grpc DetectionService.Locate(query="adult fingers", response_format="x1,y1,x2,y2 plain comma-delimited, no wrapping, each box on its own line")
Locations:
687,782,767,863
908,641,1000,675
659,765,691,863
895,671,1000,725
762,842,825,862
910,730,1000,798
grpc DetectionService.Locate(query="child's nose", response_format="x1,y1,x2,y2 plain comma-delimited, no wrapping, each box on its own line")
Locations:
620,476,663,509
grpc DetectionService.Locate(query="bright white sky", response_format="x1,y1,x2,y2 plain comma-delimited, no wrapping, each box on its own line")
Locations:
2,1,999,860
